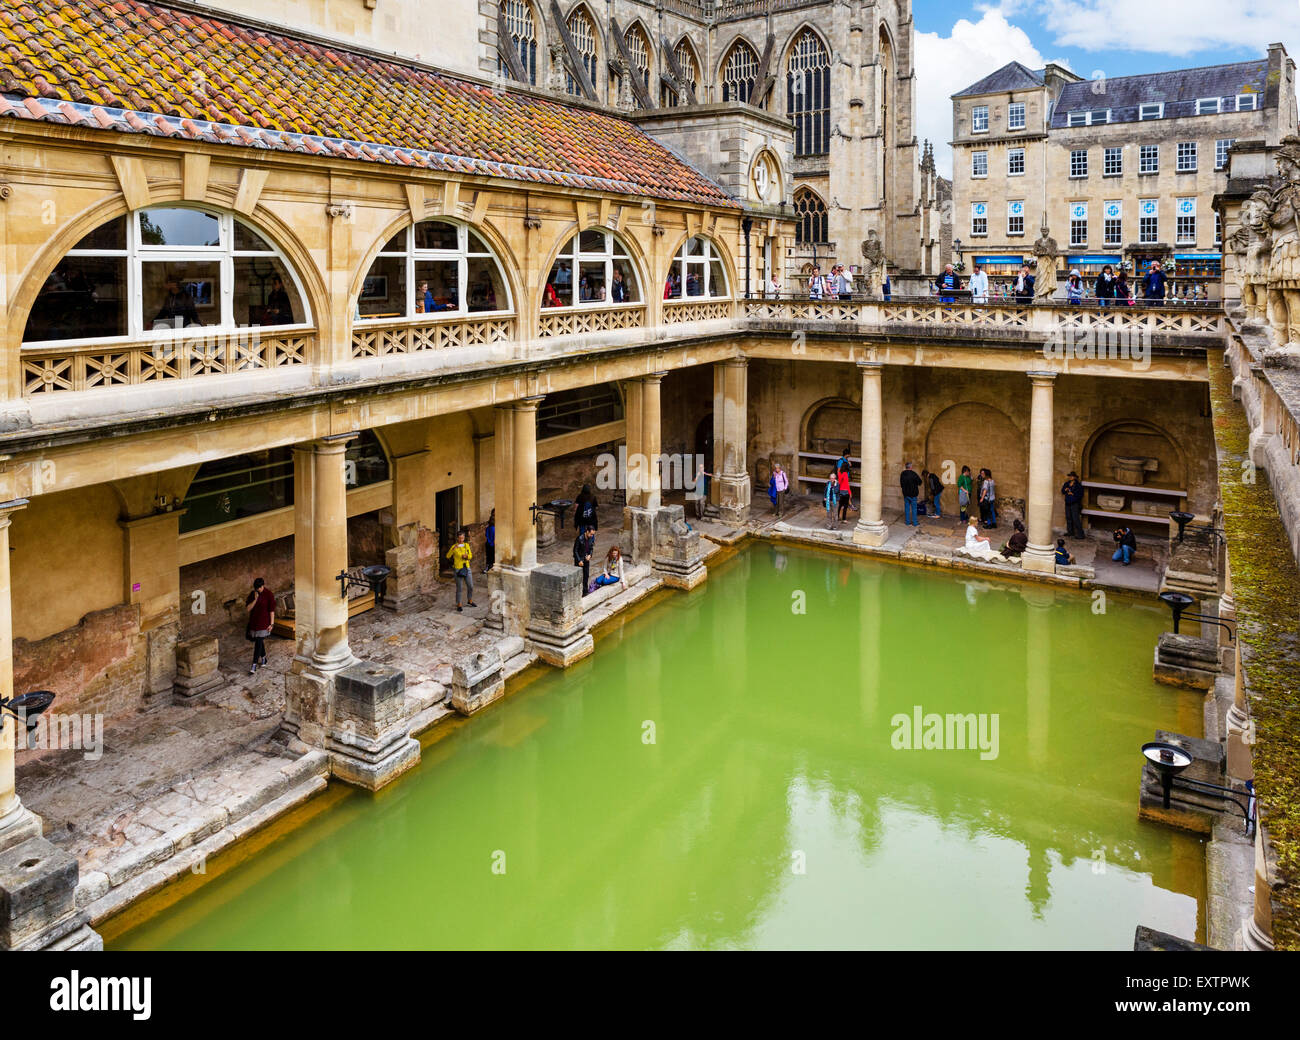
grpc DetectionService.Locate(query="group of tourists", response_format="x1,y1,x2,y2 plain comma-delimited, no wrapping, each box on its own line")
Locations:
928,258,1198,305
805,263,891,301
571,485,626,596
898,462,998,528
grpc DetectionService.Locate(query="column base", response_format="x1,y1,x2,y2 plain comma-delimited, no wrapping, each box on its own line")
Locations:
484,565,531,636
1020,544,1058,574
326,662,420,791
716,474,751,525
1225,703,1254,781
0,836,102,951
0,802,43,856
1242,915,1274,951
524,563,594,668
852,520,889,547
651,505,708,590
451,647,507,716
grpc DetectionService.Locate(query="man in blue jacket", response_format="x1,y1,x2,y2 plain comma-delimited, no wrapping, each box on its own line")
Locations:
1142,260,1168,302
1061,471,1085,539
934,264,962,304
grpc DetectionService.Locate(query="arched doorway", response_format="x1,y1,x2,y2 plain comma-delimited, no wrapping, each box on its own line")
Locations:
924,402,1027,509
1081,419,1188,534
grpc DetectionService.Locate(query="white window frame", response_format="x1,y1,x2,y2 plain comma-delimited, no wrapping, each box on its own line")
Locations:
1007,148,1025,176
1067,110,1087,127
1216,138,1234,170
1007,200,1025,236
24,205,313,350
1139,144,1159,174
1196,97,1221,115
1139,200,1159,245
971,105,989,133
971,202,988,237
542,229,644,310
1176,197,1197,245
1215,211,1223,246
1176,141,1198,173
1007,101,1026,130
1069,202,1088,248
1104,147,1123,176
1103,201,1122,246
1237,93,1258,111
1070,149,1088,178
972,150,988,178
1139,103,1163,120
669,236,731,299
358,220,514,322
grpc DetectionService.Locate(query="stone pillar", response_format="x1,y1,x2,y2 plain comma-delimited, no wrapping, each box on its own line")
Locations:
642,374,664,512
0,501,41,854
486,398,542,635
853,361,889,546
1223,563,1254,780
291,436,356,673
1021,372,1059,574
623,373,666,563
1242,825,1275,951
119,510,182,704
713,358,751,524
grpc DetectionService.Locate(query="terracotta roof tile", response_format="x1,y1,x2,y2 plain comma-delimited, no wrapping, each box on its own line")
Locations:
0,0,735,208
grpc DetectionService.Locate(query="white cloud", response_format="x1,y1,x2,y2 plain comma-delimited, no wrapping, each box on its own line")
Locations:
1036,0,1300,57
914,11,1062,179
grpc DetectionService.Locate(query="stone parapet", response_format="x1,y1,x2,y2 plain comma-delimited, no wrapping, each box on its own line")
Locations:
524,563,593,668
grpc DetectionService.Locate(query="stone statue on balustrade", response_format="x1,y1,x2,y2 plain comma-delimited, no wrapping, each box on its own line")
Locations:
1032,214,1059,302
1228,188,1274,325
1264,135,1300,349
860,230,886,298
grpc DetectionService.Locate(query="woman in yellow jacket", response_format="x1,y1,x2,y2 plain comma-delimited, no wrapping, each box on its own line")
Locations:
446,530,476,611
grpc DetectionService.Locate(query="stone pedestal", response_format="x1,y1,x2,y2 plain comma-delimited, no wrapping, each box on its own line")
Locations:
451,647,506,716
0,836,101,951
651,505,707,590
622,506,656,566
1138,730,1234,835
326,663,420,791
525,563,593,667
484,565,531,636
382,543,419,613
173,635,223,705
1153,632,1220,690
535,509,557,550
713,359,750,524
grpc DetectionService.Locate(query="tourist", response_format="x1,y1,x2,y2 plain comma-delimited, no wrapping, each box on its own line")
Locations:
153,278,199,329
1095,264,1116,308
769,462,789,517
980,468,998,528
1000,519,1028,558
969,263,989,304
1061,471,1085,539
808,265,823,300
824,468,839,528
768,275,782,298
928,467,944,519
837,464,852,524
835,264,853,301
447,529,476,611
957,464,973,524
262,275,292,325
1013,265,1035,305
835,449,852,479
1055,538,1074,566
574,484,598,531
245,577,275,675
417,280,434,314
483,509,495,573
1066,269,1083,304
900,462,922,526
574,524,596,595
963,518,999,561
611,267,628,303
590,545,625,592
1142,260,1168,303
692,459,711,519
934,264,961,304
1116,269,1133,305
1112,524,1137,566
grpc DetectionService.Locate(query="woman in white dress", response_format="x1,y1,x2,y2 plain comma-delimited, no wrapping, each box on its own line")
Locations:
963,520,1000,561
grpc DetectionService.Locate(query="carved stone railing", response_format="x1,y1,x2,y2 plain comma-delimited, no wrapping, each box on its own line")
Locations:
662,299,734,323
21,328,313,395
536,304,646,338
351,315,515,358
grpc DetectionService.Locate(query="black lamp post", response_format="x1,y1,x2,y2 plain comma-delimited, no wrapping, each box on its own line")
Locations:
337,565,391,600
1,690,55,750
1141,741,1255,834
1167,510,1227,546
1158,590,1235,641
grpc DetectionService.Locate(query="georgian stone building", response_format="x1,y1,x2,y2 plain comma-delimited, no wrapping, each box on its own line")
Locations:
952,47,1298,295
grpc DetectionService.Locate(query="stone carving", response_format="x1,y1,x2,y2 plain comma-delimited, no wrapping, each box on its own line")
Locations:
859,230,886,297
609,57,635,113
546,39,567,92
1264,135,1300,348
1032,213,1059,302
1229,188,1274,323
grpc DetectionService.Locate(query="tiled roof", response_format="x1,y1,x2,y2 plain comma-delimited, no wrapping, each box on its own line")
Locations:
1052,59,1268,128
953,62,1045,98
0,0,736,208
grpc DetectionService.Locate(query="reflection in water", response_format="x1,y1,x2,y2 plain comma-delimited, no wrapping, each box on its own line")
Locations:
109,546,1202,951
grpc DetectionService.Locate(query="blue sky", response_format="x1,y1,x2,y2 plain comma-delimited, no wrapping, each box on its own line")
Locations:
912,0,1300,176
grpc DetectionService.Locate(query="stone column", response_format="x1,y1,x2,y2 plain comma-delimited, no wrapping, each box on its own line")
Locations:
487,397,542,635
0,500,41,854
713,358,751,524
1221,563,1254,780
642,374,664,512
291,435,357,673
119,510,182,703
1021,372,1059,574
853,361,889,546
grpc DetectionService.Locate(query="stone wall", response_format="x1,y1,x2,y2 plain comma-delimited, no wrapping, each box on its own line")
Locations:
13,603,145,720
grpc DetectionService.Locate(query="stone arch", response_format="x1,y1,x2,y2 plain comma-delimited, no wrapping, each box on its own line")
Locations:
1081,418,1187,492
924,401,1027,503
622,17,655,94
783,23,832,149
535,223,652,320
718,36,762,106
801,396,861,460
562,1,603,97
661,230,738,299
670,35,702,102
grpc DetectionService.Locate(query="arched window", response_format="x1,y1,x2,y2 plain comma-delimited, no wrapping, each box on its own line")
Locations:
566,7,598,96
179,430,389,534
499,0,538,86
788,29,830,157
356,220,510,321
794,188,829,245
543,230,642,308
665,237,729,300
22,207,310,345
663,39,699,108
624,24,651,90
721,40,761,106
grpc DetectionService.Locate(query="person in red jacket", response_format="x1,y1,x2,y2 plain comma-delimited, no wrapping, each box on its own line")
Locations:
245,577,276,675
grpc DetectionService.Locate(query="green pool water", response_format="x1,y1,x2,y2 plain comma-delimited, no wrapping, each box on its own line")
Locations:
109,544,1205,950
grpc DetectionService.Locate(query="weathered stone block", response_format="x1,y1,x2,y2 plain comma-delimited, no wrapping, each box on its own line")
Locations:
451,647,506,715
382,543,419,613
525,563,593,668
1138,730,1235,836
622,505,656,565
0,836,93,950
1153,633,1220,690
173,634,223,705
651,505,707,590
535,509,557,549
326,662,419,791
